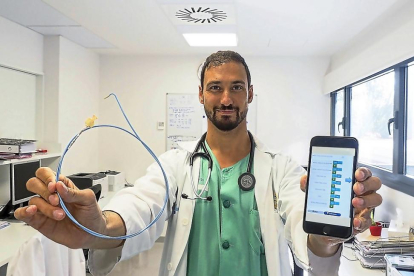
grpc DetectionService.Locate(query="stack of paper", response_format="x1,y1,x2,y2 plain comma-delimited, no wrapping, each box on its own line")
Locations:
0,221,10,230
354,229,414,269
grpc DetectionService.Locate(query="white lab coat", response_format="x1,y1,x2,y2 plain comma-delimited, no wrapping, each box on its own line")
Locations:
6,233,86,276
89,136,341,276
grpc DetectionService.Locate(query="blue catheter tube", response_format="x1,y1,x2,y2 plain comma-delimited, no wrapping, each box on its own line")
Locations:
55,93,169,239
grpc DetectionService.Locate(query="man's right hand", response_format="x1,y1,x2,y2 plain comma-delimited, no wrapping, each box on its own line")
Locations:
14,167,108,249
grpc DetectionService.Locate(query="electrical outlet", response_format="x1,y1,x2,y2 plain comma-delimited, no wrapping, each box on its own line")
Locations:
157,121,165,130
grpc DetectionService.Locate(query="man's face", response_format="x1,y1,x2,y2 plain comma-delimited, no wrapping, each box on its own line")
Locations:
199,61,253,132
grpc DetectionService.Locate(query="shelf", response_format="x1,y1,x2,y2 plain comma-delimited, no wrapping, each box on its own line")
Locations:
0,153,61,166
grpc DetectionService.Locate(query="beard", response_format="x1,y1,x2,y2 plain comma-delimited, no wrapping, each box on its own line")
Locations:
204,104,248,131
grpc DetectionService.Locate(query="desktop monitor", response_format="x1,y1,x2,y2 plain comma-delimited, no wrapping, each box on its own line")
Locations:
10,160,39,205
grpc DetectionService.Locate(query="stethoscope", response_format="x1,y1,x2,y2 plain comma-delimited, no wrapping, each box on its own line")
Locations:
182,131,256,201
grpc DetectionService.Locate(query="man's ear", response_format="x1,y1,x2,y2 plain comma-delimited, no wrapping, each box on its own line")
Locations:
199,85,204,104
248,85,254,103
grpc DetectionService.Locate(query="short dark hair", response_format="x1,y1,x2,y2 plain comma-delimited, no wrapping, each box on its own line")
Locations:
200,51,251,90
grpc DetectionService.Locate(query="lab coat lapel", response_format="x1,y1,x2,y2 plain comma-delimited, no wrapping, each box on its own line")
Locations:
253,149,273,217
253,146,289,276
169,149,200,269
254,147,286,276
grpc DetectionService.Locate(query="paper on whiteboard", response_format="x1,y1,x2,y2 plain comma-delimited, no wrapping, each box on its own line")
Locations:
167,135,198,150
167,94,204,150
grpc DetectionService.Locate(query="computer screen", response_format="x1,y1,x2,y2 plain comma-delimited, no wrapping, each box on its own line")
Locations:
11,160,39,205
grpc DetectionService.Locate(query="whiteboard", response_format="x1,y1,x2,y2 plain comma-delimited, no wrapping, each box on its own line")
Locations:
0,66,37,139
166,93,257,150
166,94,203,150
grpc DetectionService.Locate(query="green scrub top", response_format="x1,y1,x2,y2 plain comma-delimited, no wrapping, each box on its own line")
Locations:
187,142,268,276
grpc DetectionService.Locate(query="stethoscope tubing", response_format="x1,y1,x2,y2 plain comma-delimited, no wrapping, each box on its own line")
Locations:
186,131,255,201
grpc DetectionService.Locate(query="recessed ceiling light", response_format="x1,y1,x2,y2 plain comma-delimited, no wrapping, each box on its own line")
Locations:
183,33,237,47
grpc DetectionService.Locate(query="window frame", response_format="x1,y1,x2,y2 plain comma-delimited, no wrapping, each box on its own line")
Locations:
330,56,414,197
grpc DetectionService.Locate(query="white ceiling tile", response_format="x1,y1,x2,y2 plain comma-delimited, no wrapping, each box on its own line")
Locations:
0,0,115,49
29,26,115,49
2,0,410,56
0,0,78,26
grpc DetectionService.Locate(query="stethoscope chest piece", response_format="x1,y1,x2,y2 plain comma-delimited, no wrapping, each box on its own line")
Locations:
238,172,256,191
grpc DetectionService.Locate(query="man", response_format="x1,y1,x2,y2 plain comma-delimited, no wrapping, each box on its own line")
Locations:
15,51,382,276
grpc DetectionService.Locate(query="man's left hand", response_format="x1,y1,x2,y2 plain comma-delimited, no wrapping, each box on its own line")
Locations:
300,167,382,256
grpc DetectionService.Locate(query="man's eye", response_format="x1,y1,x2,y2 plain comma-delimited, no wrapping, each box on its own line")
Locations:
233,85,243,90
210,86,221,90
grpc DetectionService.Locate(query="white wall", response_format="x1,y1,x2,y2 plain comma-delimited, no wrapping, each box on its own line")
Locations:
58,37,100,175
43,36,60,143
43,36,100,175
250,57,331,165
0,16,43,74
98,56,330,182
0,67,37,139
0,16,44,142
323,1,414,93
323,2,414,225
0,15,100,175
375,185,414,226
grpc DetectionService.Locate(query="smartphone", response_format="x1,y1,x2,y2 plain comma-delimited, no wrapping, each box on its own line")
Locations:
303,136,358,239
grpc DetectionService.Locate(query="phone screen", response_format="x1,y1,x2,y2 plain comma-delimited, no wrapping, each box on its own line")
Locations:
305,146,356,227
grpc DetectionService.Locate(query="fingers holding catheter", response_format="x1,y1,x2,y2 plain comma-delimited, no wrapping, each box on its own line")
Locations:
15,167,94,224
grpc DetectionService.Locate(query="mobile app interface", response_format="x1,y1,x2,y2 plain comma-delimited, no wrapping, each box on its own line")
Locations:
305,146,355,227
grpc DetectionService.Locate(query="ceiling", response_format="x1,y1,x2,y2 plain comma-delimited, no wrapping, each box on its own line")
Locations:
0,0,409,56
0,0,115,49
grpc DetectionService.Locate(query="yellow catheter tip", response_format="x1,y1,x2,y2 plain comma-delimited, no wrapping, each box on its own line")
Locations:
85,115,98,128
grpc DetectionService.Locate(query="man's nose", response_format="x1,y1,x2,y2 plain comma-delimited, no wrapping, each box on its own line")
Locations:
220,89,233,106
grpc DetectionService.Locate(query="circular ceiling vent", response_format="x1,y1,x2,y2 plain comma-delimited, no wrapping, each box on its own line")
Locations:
176,7,227,24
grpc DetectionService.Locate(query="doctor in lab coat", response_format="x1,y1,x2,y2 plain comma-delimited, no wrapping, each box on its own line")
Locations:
15,51,383,276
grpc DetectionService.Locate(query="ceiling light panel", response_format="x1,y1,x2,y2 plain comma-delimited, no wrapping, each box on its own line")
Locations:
183,33,237,47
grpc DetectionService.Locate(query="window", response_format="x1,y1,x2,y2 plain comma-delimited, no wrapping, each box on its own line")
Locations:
333,90,344,136
407,65,414,177
330,57,414,196
350,71,394,171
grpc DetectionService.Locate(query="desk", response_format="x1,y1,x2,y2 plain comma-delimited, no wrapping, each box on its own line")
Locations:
339,246,385,275
0,153,61,205
0,189,119,269
0,221,37,267
0,152,61,272
98,190,117,208
1,191,384,275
